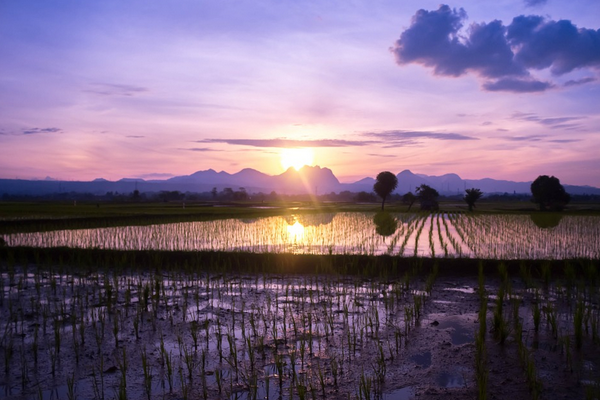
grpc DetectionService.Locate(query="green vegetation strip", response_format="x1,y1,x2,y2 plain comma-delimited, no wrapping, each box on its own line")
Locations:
1,246,597,277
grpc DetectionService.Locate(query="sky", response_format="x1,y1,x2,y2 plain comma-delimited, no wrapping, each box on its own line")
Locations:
1,0,599,186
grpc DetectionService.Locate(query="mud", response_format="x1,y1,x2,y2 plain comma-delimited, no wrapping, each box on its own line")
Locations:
1,263,599,400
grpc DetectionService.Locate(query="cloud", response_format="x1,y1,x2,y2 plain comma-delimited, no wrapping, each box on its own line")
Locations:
85,83,148,97
511,112,584,130
564,77,597,87
198,138,372,148
504,135,546,142
482,77,554,92
126,135,145,138
507,16,600,75
201,132,477,151
22,127,62,135
548,139,581,143
391,5,600,92
364,130,478,141
391,6,524,79
367,153,396,158
524,0,547,7
182,147,223,152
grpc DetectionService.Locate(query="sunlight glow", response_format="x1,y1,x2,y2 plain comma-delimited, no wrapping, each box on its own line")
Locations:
286,220,305,241
280,148,314,171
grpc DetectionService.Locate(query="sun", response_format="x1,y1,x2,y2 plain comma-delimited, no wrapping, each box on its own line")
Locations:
280,148,314,171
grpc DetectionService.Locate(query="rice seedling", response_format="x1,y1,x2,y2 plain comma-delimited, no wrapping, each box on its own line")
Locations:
574,297,585,350
141,347,153,400
66,372,76,400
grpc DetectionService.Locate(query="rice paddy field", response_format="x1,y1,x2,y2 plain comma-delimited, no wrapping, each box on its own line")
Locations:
1,208,600,400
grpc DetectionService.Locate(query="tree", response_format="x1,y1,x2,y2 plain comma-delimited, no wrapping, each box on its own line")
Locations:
402,192,416,211
355,191,377,203
131,189,141,202
416,184,439,211
464,188,483,211
530,175,570,211
373,171,398,211
221,187,234,200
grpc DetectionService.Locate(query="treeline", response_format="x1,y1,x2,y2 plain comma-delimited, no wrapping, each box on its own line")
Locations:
2,187,598,204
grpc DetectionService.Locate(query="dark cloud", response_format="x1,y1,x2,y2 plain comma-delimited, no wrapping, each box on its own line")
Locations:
507,16,600,75
524,0,548,7
391,5,600,92
364,130,478,141
482,77,554,92
391,6,523,79
22,127,61,135
564,77,597,87
126,135,145,138
198,138,372,148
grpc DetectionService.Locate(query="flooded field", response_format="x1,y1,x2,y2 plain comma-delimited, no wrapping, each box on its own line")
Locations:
1,260,600,400
4,212,600,260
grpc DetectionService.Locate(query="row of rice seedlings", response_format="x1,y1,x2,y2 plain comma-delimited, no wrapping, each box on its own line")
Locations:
453,214,600,260
475,262,488,400
0,260,432,399
442,213,464,256
513,299,543,399
6,212,600,258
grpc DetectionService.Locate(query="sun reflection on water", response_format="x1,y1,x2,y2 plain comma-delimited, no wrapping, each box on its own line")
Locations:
286,219,305,242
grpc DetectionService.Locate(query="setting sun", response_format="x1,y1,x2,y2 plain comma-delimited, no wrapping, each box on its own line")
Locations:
280,148,314,171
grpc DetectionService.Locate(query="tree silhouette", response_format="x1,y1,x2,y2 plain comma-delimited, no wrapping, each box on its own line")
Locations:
402,192,416,211
373,212,398,237
531,175,570,211
373,171,398,211
464,188,483,211
530,213,563,229
416,184,439,211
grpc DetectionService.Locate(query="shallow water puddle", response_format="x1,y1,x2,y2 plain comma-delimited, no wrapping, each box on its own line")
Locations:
443,286,476,294
430,314,475,345
410,351,432,368
383,385,416,399
436,370,467,388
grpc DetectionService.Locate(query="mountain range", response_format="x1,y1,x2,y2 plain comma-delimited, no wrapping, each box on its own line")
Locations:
1,166,599,196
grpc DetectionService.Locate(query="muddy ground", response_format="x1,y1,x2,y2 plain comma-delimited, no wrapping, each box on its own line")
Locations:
1,263,599,400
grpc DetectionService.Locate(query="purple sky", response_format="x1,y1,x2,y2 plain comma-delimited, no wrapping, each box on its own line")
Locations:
1,0,599,186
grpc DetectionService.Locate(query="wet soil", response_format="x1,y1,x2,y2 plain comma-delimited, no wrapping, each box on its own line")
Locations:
1,262,599,400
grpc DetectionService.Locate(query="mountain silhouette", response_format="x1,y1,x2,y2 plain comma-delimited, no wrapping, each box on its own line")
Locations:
1,166,599,196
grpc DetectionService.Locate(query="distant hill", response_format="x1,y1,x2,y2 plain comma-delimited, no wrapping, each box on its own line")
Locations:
341,170,600,196
1,166,599,197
